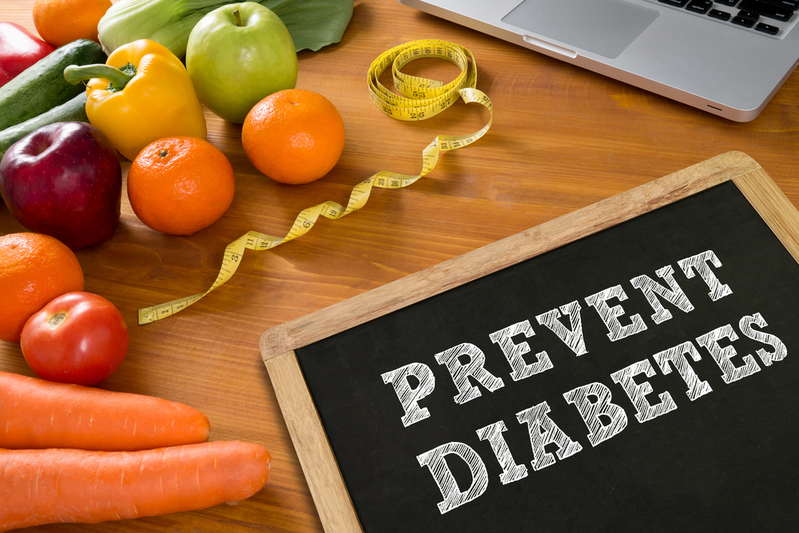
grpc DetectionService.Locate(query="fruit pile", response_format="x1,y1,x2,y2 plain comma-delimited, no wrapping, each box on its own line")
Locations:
0,0,353,529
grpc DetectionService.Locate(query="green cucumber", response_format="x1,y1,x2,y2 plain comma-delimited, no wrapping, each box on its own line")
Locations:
0,93,89,161
0,39,106,131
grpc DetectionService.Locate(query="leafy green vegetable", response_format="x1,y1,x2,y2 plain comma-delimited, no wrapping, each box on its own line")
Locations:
262,0,353,53
97,0,353,58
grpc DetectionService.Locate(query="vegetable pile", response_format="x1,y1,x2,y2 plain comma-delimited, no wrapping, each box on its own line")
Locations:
0,0,355,529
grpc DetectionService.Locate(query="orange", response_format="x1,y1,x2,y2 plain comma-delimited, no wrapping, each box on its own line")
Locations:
242,89,346,185
127,136,235,236
0,233,84,344
32,0,112,47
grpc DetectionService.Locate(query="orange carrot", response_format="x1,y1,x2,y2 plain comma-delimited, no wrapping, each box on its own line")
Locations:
0,371,209,451
0,440,271,531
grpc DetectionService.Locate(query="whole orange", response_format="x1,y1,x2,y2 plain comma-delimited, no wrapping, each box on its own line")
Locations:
0,233,84,343
242,89,346,185
32,0,112,47
127,136,235,236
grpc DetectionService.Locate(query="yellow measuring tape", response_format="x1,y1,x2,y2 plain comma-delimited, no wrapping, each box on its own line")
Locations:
137,39,493,325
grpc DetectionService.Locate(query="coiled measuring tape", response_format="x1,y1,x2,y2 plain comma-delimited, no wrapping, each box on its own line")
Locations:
137,40,493,325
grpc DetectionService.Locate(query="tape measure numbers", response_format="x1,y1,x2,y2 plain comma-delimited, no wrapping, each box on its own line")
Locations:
138,40,493,325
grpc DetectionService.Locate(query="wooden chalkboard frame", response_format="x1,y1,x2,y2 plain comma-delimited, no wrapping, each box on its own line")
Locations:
259,151,799,533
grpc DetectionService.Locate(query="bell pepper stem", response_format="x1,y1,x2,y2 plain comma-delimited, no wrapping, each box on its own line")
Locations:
64,63,137,92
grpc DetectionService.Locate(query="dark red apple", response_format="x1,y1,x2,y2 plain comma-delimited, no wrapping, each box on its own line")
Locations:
0,121,122,249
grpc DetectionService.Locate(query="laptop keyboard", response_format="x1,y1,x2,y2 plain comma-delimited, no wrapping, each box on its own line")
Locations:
649,0,798,37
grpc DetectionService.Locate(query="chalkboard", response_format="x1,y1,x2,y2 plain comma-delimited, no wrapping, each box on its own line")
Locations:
260,152,799,533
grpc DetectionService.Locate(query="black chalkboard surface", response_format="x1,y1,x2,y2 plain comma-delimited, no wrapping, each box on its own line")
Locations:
260,152,799,533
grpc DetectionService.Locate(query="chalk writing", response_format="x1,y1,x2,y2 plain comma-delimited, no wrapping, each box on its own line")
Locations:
380,249,788,514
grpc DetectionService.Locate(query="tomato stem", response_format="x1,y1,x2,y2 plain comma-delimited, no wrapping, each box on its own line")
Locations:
47,312,66,328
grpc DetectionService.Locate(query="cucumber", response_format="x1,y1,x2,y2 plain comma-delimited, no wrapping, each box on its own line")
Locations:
0,39,106,131
0,93,89,160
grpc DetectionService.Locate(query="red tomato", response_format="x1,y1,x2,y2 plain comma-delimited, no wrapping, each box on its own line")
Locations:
20,292,129,385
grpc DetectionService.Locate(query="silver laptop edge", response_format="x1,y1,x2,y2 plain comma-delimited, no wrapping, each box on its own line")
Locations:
399,0,799,121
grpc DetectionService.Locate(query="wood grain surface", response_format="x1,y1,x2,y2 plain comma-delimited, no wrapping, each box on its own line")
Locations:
2,0,799,531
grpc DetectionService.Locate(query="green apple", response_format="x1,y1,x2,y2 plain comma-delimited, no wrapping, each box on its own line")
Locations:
186,2,298,124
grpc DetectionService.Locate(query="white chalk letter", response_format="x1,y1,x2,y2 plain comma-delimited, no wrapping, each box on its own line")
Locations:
585,285,647,342
611,359,677,423
476,420,529,485
651,341,713,401
381,362,436,427
435,343,505,404
516,401,583,471
417,442,489,514
563,382,628,447
697,324,761,384
739,313,787,367
489,320,553,381
678,250,732,302
535,300,588,356
630,265,694,324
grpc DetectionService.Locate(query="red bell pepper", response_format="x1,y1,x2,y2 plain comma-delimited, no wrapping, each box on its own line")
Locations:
0,22,55,88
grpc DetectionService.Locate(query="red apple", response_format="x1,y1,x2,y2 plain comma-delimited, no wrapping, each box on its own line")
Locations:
0,121,122,249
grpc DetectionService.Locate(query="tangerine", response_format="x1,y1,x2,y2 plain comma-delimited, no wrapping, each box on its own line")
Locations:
242,89,346,185
32,0,112,47
0,233,84,343
127,136,235,236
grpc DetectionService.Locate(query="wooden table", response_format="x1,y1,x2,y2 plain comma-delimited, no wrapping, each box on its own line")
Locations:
2,0,799,531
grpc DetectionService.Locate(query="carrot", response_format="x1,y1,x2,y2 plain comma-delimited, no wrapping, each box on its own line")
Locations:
0,440,271,531
0,371,210,450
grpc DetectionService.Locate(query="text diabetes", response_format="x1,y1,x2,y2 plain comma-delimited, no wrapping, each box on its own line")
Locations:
379,250,786,514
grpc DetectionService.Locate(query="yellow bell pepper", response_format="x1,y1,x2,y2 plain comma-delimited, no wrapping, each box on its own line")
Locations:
64,39,207,161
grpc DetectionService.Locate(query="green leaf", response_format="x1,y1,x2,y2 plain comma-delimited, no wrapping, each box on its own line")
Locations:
261,0,353,52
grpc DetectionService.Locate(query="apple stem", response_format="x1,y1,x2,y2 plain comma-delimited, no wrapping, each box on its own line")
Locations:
64,62,137,93
233,9,243,27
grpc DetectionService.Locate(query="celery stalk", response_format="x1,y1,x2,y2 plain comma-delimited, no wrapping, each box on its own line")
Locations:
98,0,230,58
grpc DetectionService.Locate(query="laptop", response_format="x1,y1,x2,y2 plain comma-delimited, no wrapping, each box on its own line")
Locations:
398,0,799,121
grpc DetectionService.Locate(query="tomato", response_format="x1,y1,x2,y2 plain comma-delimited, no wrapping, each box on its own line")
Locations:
20,292,129,386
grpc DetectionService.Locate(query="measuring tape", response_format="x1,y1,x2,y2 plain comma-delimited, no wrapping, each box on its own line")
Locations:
138,40,493,325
